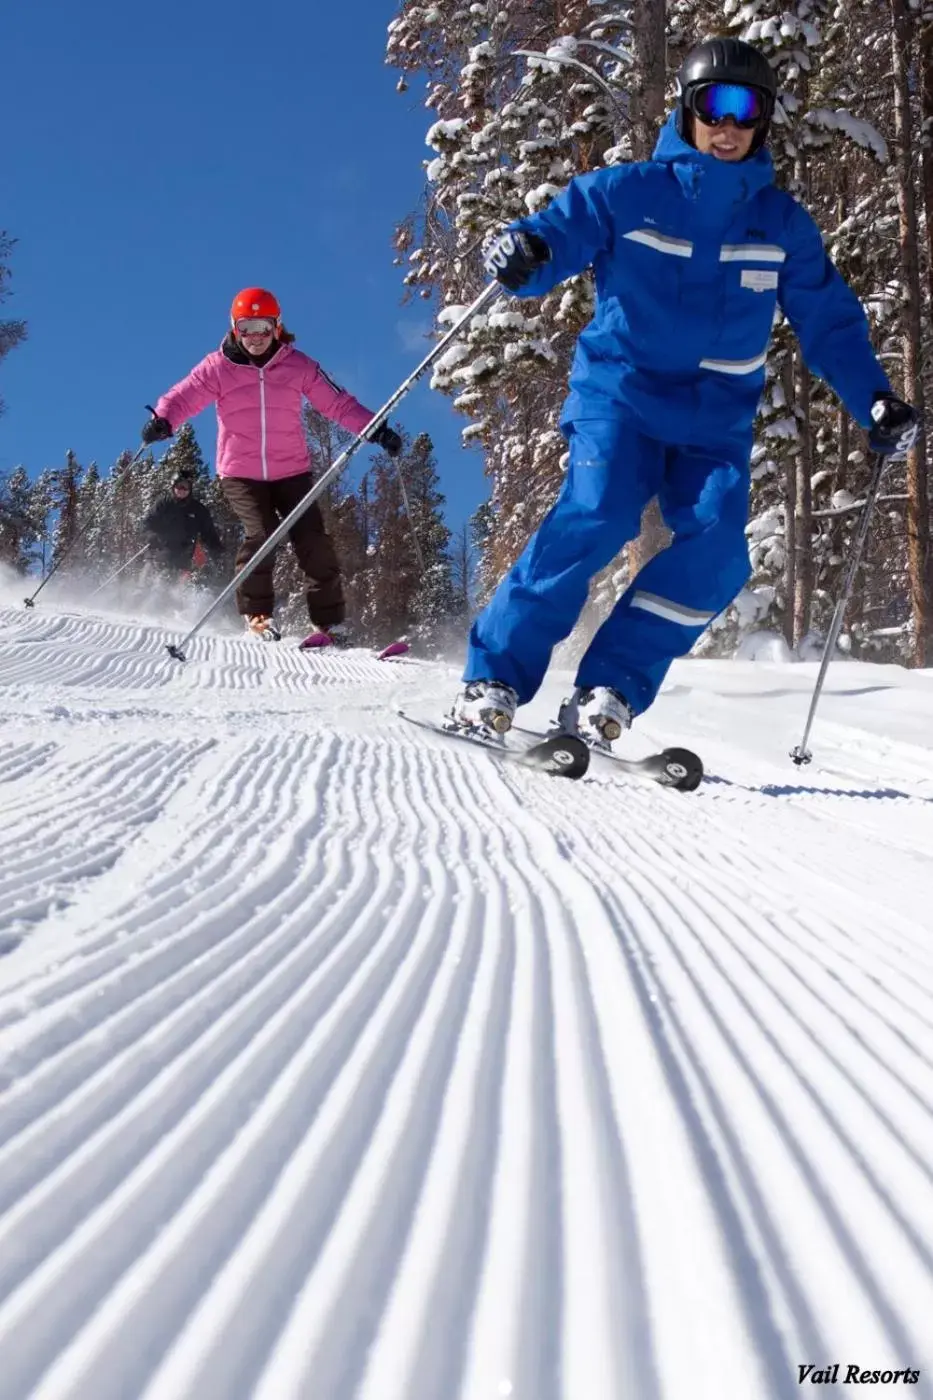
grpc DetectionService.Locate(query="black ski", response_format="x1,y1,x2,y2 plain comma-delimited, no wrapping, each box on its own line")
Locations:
398,711,590,779
514,726,704,792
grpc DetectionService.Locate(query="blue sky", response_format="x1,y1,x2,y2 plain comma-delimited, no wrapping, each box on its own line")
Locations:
3,0,487,534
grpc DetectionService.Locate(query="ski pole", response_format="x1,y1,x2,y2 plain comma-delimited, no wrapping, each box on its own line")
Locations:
790,451,889,765
165,280,503,661
24,444,149,608
90,542,150,597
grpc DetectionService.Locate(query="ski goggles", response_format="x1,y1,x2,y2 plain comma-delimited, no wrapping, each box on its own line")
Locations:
235,317,277,335
686,82,769,129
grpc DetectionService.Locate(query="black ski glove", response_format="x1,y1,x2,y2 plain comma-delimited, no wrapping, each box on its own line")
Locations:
483,229,551,292
141,414,173,445
869,393,920,457
370,422,403,458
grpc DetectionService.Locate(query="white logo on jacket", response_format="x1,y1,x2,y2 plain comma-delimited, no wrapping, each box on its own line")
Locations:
741,269,779,292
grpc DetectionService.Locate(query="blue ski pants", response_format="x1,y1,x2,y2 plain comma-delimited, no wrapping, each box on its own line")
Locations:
465,418,752,714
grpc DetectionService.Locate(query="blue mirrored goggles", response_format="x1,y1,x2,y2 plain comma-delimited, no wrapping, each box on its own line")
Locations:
687,82,768,129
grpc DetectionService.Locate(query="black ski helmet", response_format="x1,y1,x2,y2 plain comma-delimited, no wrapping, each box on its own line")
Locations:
677,38,778,156
172,470,194,492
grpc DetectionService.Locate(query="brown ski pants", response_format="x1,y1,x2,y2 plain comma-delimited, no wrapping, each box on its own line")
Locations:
221,473,344,626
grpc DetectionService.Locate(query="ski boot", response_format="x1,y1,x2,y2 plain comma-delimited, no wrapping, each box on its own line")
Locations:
245,614,281,641
299,622,352,650
450,680,519,737
557,686,633,749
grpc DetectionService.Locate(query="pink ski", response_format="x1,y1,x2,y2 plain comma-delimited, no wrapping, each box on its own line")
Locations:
298,631,410,661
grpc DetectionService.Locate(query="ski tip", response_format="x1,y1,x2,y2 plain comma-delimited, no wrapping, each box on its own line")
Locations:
658,747,704,791
378,641,410,660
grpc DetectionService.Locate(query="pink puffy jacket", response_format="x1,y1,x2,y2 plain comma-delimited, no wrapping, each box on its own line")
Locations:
155,340,375,481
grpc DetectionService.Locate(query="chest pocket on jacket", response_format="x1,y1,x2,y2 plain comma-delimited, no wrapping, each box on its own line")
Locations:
612,228,693,344
708,243,784,372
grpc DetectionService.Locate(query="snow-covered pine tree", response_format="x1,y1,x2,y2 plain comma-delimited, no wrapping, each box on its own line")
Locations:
388,0,633,586
365,453,416,643
106,449,150,578
49,451,84,572
71,462,105,576
448,519,475,626
160,423,210,490
395,432,457,643
0,233,26,418
27,468,55,575
0,467,39,572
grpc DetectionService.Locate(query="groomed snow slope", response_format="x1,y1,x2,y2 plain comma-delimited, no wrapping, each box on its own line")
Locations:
1,601,932,1400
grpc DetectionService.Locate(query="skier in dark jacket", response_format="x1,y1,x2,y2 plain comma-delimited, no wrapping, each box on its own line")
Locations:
452,37,920,744
142,471,223,577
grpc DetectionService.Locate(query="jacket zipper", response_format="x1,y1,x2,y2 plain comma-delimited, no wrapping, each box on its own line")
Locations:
259,367,268,480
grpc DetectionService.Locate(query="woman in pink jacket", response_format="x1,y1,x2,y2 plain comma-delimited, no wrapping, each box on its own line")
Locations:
141,287,402,639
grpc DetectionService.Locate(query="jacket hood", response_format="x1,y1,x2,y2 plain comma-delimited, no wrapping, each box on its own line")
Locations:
652,112,775,207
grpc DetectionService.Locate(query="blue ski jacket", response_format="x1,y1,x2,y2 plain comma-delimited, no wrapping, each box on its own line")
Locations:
511,114,890,446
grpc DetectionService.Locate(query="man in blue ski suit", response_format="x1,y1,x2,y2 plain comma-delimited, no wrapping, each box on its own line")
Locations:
453,37,918,744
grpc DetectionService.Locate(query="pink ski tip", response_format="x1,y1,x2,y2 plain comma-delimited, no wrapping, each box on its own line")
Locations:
378,641,410,660
299,631,334,649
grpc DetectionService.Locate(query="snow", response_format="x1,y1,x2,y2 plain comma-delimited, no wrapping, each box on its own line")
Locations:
425,118,468,148
430,342,472,373
763,415,798,440
1,592,933,1399
524,182,565,210
806,109,888,163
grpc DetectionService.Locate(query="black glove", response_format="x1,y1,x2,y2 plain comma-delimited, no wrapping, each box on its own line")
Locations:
483,229,551,292
370,422,403,458
869,393,920,457
141,414,173,445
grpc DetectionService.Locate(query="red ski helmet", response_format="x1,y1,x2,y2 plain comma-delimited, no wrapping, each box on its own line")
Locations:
230,287,281,328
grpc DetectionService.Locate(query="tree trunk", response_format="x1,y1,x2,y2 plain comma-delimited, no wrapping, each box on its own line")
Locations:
828,405,850,611
789,77,814,649
793,364,814,645
630,0,667,161
781,353,797,648
890,0,933,664
835,406,849,495
624,0,671,580
917,14,933,312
